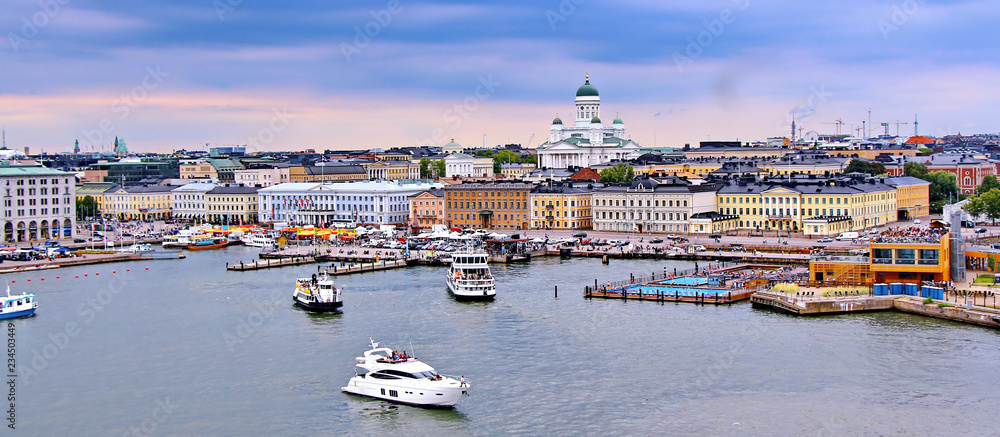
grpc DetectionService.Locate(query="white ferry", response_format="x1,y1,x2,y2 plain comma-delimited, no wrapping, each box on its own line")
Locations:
1,286,37,320
446,249,496,301
342,340,469,407
292,273,343,312
240,230,276,248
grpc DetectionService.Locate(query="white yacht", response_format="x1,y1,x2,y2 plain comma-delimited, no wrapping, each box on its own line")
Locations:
240,230,276,248
446,250,496,301
292,273,342,312
342,340,469,407
118,243,153,253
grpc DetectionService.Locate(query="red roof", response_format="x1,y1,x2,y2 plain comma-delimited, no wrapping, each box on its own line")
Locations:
905,136,935,144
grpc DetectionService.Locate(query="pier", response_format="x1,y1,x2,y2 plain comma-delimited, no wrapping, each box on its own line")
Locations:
227,256,316,271
583,263,769,304
751,292,1000,329
321,259,409,276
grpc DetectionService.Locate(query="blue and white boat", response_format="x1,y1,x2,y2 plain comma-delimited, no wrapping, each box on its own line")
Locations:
0,286,37,320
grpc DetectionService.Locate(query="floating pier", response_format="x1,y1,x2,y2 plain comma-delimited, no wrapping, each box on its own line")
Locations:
321,259,409,276
583,263,765,304
751,292,1000,329
227,256,316,271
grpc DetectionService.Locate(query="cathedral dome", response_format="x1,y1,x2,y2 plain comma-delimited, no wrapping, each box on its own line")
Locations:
552,115,563,125
590,116,601,124
576,74,599,97
613,114,624,124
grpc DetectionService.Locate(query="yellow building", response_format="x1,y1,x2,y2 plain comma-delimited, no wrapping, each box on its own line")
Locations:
810,230,950,284
363,161,420,181
179,160,217,179
103,185,174,220
886,176,931,219
205,186,259,224
76,182,116,218
288,165,368,183
529,182,595,230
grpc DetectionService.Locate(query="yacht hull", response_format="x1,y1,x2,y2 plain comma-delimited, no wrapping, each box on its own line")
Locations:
292,296,343,313
341,377,466,407
446,281,495,301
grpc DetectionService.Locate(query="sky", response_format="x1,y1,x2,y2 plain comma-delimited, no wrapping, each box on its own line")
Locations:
1,0,998,154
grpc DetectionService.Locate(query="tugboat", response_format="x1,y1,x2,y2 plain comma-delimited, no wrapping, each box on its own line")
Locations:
292,272,343,312
446,248,495,301
342,339,469,407
0,286,37,320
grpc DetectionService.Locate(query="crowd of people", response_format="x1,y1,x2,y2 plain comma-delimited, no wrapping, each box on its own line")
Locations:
871,226,946,244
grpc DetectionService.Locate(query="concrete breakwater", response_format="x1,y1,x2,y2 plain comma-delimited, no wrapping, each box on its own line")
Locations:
751,292,1000,329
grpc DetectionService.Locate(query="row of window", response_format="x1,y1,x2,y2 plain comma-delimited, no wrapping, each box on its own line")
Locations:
3,207,71,217
595,211,689,221
533,199,590,207
448,190,527,198
449,201,524,210
10,178,70,186
720,205,892,216
720,194,894,205
596,198,689,207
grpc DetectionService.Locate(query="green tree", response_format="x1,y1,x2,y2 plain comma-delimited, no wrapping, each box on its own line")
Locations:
76,195,99,220
925,171,959,204
433,159,446,178
419,158,431,179
981,188,1000,225
598,163,635,183
475,150,495,158
844,160,887,176
989,254,996,273
976,175,1000,195
903,162,928,178
522,154,537,165
963,195,986,221
493,150,521,165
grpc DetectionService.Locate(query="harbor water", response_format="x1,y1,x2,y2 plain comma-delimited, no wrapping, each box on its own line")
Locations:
12,246,1000,435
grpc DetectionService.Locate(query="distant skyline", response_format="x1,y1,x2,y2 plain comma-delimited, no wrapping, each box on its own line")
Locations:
1,0,999,154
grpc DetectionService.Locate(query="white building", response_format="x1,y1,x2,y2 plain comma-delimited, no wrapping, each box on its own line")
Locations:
257,180,443,226
234,165,290,188
535,74,642,169
170,182,217,221
444,153,494,178
1,165,76,242
591,177,719,234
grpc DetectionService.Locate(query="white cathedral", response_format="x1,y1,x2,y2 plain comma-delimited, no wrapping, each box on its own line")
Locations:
535,74,641,169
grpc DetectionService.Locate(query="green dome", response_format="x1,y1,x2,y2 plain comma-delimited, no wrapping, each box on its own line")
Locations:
576,74,599,97
591,116,601,124
552,116,563,125
613,115,623,124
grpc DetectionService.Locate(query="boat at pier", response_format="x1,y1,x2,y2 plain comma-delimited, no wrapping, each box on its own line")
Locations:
292,272,342,312
341,339,469,407
118,243,153,253
1,286,37,320
240,230,276,248
446,249,496,301
186,237,228,250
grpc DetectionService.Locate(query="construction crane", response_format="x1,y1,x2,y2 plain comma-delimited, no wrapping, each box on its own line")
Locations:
820,119,845,135
525,133,535,149
890,120,910,136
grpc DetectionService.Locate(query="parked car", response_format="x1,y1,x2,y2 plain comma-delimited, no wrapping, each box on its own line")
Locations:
73,238,86,243
572,232,587,238
690,245,706,251
817,237,833,243
649,238,664,244
665,234,678,240
976,228,988,233
674,237,688,243
708,233,722,239
913,219,922,224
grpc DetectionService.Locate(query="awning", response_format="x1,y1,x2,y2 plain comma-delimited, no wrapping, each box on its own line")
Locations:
476,210,493,215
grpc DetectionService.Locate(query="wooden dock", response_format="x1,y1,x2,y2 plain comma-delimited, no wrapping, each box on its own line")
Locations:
321,259,409,276
227,256,316,271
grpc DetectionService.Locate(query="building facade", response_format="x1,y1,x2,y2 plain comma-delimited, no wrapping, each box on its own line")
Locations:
205,186,259,224
1,166,76,242
258,181,441,226
591,177,718,234
102,185,174,221
408,189,445,230
170,183,217,221
235,165,291,188
444,182,532,230
529,182,596,230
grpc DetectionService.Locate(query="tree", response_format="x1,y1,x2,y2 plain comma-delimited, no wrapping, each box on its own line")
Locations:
925,171,959,204
844,160,887,176
976,175,1000,196
903,162,928,178
522,154,537,165
963,195,986,221
598,163,635,183
76,195,99,220
433,160,446,178
493,150,521,165
980,188,1000,225
475,150,495,158
419,158,431,179
989,254,996,273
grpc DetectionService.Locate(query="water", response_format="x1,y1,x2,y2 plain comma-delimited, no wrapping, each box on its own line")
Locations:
11,247,1000,435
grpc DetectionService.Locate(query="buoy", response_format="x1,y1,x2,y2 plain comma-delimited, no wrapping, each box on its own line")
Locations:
26,279,30,282
84,274,88,277
112,270,116,273
95,273,99,276
56,276,59,279
145,268,148,270
75,276,78,278
126,269,130,272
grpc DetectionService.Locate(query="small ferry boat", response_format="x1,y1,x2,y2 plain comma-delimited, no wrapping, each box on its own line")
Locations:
186,238,228,250
240,230,276,248
342,339,469,407
292,272,342,312
446,249,495,301
1,286,37,320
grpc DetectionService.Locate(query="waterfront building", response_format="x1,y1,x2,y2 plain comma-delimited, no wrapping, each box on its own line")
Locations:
288,164,368,183
535,75,641,169
443,181,532,230
75,182,116,219
258,181,441,226
810,228,951,284
102,184,173,221
408,188,445,231
592,177,718,234
0,165,77,241
170,182,217,221
205,186,259,224
529,182,598,230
